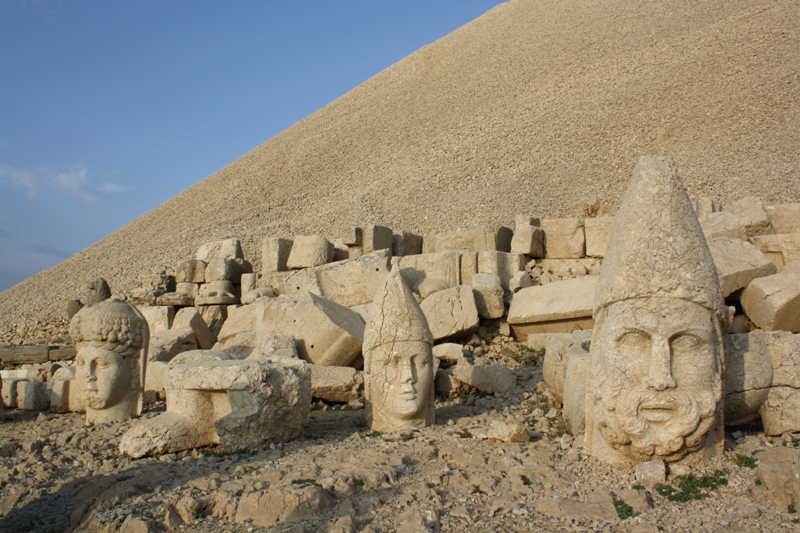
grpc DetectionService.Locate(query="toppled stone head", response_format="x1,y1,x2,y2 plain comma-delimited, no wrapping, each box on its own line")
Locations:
587,157,726,465
70,298,149,423
86,277,111,306
364,270,435,432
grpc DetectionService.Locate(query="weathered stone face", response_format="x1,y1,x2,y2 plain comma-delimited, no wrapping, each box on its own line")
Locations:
590,297,722,463
364,270,435,432
586,157,726,466
69,298,149,424
368,340,433,425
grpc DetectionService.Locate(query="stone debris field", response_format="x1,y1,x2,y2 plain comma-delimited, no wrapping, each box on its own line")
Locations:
3,157,800,532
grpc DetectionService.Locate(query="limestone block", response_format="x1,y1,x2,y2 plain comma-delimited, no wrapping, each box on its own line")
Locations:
240,273,257,295
453,360,516,393
563,351,590,436
699,211,747,241
396,251,462,294
216,305,257,356
148,329,196,363
741,265,800,331
309,365,363,402
471,273,505,319
343,226,362,247
477,251,526,290
541,218,585,258
196,238,243,263
515,215,540,229
120,358,311,457
510,225,545,257
424,230,473,253
262,237,293,273
234,484,334,528
635,461,666,486
287,235,334,270
693,197,722,218
758,331,800,435
48,379,83,413
241,287,276,305
708,237,777,297
255,294,298,341
199,305,227,338
175,260,206,284
283,292,365,367
432,343,464,365
1,378,20,408
196,281,237,306
144,361,169,393
363,224,394,254
176,283,199,298
543,336,578,406
509,271,532,293
250,333,298,361
16,380,48,410
284,250,391,308
527,332,571,353
507,276,598,339
752,447,800,512
173,307,215,349
723,333,773,426
584,217,615,258
766,204,800,234
257,271,291,294
392,231,423,257
460,251,478,287
472,225,513,253
726,196,774,237
487,420,530,443
156,293,194,307
205,257,252,284
142,269,175,294
750,233,800,271
137,306,175,333
419,285,479,342
533,492,617,521
435,367,471,397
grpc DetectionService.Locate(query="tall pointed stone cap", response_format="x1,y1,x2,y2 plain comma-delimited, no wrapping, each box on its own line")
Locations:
595,156,726,321
363,269,434,354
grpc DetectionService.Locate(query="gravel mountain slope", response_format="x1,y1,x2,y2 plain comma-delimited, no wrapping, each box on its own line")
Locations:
1,0,798,336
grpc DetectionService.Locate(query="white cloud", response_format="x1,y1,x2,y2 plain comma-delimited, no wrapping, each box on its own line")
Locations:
53,168,130,202
0,165,39,197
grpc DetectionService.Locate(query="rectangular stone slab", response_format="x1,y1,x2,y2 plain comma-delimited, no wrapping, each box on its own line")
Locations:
508,275,598,325
0,345,51,364
510,317,595,340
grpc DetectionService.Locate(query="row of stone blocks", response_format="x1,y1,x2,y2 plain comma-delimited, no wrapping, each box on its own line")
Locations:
0,344,76,365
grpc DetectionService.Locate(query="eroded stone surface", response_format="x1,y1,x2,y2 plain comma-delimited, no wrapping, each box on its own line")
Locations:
419,285,480,342
586,157,726,466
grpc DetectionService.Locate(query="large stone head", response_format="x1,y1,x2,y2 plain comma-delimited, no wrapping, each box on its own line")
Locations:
364,270,435,432
70,298,149,423
586,157,727,465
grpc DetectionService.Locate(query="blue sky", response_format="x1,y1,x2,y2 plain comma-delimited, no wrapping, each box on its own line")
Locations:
0,0,504,292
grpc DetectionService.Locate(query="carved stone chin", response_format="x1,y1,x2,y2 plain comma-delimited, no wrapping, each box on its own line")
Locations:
586,157,726,466
364,270,435,432
69,298,149,424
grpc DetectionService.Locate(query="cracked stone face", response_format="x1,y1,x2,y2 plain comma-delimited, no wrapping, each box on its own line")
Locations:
70,298,149,424
364,270,435,432
591,297,722,463
587,156,726,465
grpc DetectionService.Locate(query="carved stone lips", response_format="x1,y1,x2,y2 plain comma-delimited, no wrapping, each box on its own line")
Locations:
639,399,676,422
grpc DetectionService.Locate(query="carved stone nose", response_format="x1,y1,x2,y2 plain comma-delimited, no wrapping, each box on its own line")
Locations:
644,335,677,391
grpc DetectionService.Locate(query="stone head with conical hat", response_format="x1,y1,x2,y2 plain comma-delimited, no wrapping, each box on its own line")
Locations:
364,269,435,432
586,157,726,466
70,297,149,424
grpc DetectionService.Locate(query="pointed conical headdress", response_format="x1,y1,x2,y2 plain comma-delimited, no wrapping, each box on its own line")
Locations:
363,269,434,355
595,157,726,322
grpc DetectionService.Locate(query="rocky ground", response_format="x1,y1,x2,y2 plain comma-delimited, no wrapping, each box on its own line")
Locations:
0,341,793,533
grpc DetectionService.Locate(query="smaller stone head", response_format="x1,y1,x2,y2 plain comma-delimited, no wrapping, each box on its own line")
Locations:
86,277,111,306
70,298,149,423
364,270,435,432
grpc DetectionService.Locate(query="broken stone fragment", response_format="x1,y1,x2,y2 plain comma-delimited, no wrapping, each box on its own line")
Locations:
137,305,175,333
196,281,237,305
287,235,334,270
741,265,800,332
541,218,585,258
699,210,748,241
175,259,206,283
392,230,423,257
751,447,800,512
282,292,365,367
362,224,394,254
692,196,722,218
723,332,774,426
757,331,800,435
148,329,196,363
583,217,615,258
708,237,777,297
726,196,774,237
477,251,526,290
419,285,480,342
172,307,215,349
156,292,194,307
261,237,293,273
250,333,298,361
471,273,505,319
507,276,597,339
563,349,590,436
16,380,48,411
766,203,800,234
215,305,257,357
309,365,363,402
749,233,800,271
472,225,513,253
195,238,243,263
205,257,252,284
199,305,227,338
510,224,545,257
241,286,276,305
240,273,257,295
487,420,530,443
431,343,464,366
452,360,516,393
395,251,462,294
